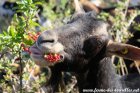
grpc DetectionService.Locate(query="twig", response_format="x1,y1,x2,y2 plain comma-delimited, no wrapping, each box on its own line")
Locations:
123,0,130,21
120,58,125,75
126,12,138,29
19,44,23,93
10,77,17,93
122,59,128,74
25,66,35,86
134,61,140,74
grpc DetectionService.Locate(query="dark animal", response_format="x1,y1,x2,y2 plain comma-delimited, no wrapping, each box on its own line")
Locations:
30,0,140,93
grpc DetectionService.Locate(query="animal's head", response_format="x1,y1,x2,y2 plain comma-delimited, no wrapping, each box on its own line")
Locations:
30,0,140,67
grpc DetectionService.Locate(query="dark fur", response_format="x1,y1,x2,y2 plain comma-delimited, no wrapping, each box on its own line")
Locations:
36,11,140,93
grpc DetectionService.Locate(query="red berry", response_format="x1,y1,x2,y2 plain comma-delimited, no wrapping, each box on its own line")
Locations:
15,57,21,61
44,53,61,63
57,55,60,60
21,43,25,47
23,47,31,54
37,32,41,35
24,48,28,51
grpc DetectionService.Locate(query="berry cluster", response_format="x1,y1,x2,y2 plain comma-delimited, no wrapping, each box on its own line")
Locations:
44,53,61,63
21,32,41,54
28,32,40,41
21,43,31,54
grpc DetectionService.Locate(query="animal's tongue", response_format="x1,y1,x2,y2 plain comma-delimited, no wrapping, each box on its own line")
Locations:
44,53,61,63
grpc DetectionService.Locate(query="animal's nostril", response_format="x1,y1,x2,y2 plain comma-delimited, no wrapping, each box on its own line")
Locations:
60,55,64,59
40,39,55,44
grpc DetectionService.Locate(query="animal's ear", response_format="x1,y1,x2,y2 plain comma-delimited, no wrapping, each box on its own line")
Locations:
74,0,85,15
69,0,85,22
106,40,140,61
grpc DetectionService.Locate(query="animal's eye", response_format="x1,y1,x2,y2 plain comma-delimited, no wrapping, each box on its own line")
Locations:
40,40,55,43
121,48,128,54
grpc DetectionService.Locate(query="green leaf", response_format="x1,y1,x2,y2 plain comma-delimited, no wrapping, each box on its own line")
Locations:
34,2,43,6
3,31,8,36
29,19,40,27
61,0,68,9
7,26,16,37
27,0,33,4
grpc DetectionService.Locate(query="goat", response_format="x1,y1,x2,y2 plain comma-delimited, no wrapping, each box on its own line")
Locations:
30,0,140,92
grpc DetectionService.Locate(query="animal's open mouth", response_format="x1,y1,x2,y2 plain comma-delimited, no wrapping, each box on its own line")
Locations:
33,51,41,55
44,53,64,63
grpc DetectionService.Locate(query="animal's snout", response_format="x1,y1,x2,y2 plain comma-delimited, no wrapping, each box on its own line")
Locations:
36,30,64,54
37,30,58,44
